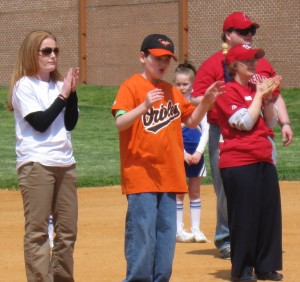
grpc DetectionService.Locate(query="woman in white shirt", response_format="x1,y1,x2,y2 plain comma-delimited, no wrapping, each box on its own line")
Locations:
8,30,79,282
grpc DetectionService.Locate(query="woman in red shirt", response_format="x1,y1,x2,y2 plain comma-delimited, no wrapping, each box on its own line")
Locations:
215,44,283,282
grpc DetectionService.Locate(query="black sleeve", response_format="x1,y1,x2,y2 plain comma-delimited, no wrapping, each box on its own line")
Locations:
25,97,66,133
64,91,79,131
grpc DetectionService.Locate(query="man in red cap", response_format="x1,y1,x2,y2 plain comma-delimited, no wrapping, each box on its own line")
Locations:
191,11,293,261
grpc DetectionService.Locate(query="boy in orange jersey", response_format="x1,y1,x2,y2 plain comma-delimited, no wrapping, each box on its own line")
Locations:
111,34,225,281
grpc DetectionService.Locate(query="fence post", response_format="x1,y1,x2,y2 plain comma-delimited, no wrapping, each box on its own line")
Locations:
178,0,188,62
79,0,87,84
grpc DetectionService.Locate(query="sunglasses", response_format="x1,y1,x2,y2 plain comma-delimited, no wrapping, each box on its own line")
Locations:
231,26,256,36
38,47,60,56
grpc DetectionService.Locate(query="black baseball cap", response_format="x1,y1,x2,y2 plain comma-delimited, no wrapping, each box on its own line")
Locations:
140,34,177,61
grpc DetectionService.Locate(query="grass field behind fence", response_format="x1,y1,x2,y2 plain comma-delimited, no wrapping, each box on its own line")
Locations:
0,85,299,190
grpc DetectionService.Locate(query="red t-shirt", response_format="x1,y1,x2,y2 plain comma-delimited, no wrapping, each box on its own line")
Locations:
112,74,195,195
192,51,224,125
214,81,273,168
192,49,279,135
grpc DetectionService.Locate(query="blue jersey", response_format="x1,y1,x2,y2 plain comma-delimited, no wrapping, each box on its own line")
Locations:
182,125,206,178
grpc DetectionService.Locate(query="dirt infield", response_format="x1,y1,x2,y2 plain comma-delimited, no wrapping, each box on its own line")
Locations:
0,181,299,282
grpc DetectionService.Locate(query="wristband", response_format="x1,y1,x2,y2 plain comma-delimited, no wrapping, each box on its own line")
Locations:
115,109,127,118
58,94,67,101
281,122,291,128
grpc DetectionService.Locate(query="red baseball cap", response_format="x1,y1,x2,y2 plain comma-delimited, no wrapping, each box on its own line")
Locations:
140,34,177,61
226,44,265,65
223,12,260,31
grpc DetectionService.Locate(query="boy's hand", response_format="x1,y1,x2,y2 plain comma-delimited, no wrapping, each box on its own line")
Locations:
145,88,164,108
203,81,225,105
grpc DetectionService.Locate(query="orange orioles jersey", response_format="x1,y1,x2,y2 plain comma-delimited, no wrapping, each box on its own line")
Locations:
112,74,195,195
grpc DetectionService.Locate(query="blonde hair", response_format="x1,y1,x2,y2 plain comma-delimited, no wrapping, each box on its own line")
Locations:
7,30,63,111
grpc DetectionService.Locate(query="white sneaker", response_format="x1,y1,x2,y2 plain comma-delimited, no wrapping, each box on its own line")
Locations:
49,238,54,250
191,228,210,243
48,215,54,249
176,229,195,243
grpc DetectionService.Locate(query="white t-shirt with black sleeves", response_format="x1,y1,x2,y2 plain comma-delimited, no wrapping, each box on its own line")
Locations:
12,76,75,169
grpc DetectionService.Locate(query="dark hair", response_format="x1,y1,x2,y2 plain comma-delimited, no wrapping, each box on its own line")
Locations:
221,32,227,42
175,59,197,77
221,28,234,42
142,49,150,57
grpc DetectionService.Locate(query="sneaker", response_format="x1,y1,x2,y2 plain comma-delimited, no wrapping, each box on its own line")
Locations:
191,228,210,243
219,246,231,260
49,239,54,250
256,271,283,281
176,229,195,243
231,273,257,281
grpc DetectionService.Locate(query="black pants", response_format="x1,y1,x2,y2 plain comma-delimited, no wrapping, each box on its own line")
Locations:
221,162,282,277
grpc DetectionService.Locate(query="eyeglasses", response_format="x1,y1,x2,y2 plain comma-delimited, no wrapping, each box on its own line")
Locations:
231,26,256,36
38,47,60,56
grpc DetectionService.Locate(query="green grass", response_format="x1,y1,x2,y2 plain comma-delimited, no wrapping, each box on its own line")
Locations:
0,85,121,189
71,85,120,187
0,86,299,190
273,88,300,180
